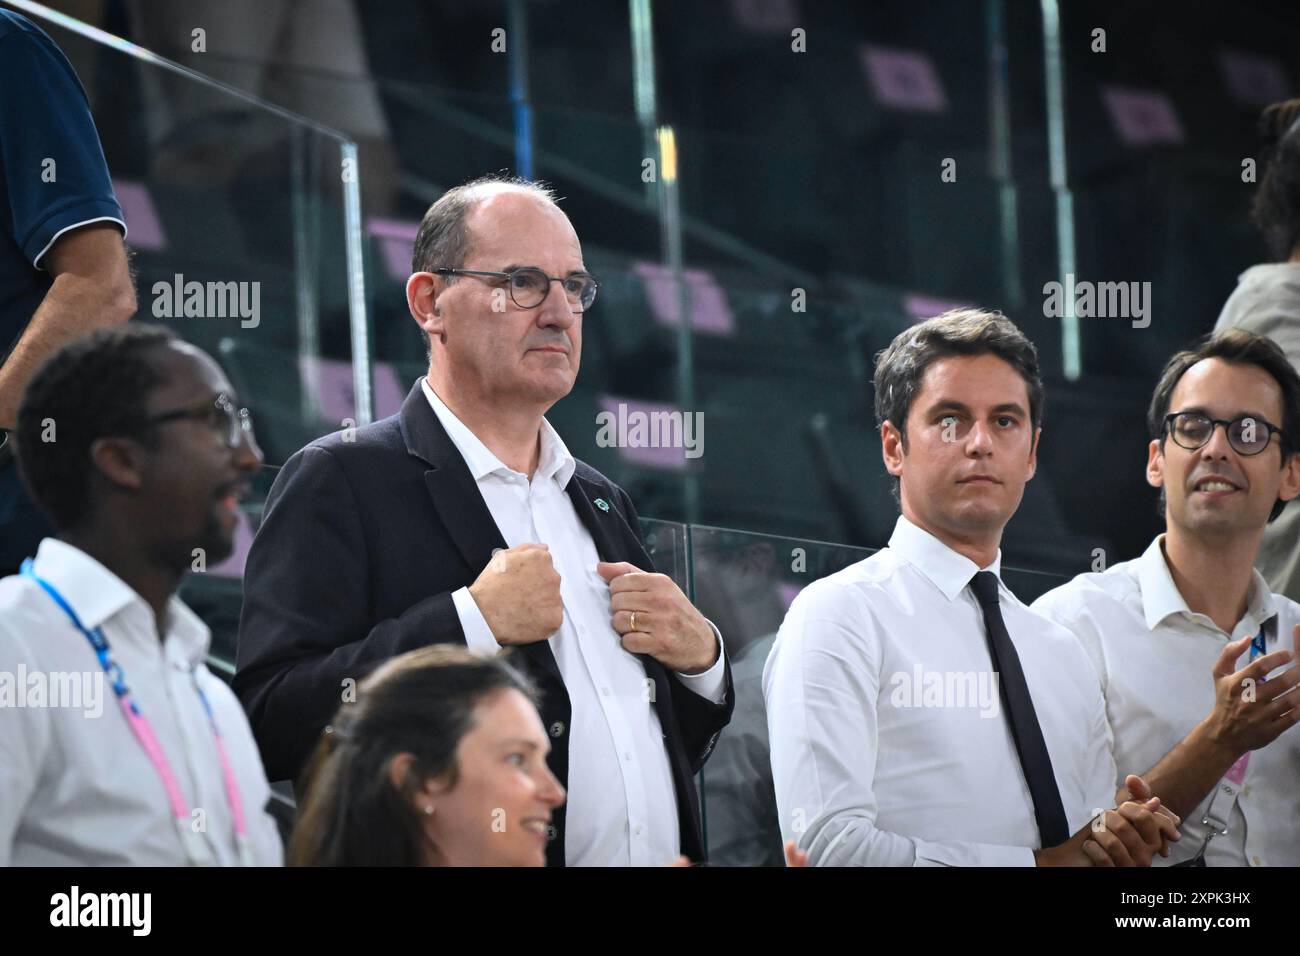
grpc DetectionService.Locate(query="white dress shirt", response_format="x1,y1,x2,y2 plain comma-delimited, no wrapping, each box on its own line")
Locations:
422,380,726,867
764,515,1116,866
0,539,283,866
1032,535,1300,866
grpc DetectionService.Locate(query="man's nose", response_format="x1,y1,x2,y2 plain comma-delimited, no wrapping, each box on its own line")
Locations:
1200,422,1234,460
535,280,577,328
966,420,994,455
233,428,263,471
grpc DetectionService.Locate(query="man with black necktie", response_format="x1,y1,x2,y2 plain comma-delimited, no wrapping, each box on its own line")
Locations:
765,309,1179,866
234,175,732,866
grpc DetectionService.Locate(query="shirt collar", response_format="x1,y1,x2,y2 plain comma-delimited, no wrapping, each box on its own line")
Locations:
421,378,575,489
887,514,1006,602
29,538,211,664
1136,534,1277,633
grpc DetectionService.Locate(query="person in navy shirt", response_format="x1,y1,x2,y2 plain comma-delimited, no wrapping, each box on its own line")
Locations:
0,9,135,575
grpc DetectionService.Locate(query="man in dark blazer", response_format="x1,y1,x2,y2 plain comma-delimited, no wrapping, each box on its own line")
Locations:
235,175,732,866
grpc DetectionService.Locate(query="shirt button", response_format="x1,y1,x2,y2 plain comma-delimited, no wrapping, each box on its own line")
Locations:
1252,856,1262,866
549,721,565,738
624,751,632,762
633,826,643,837
1242,785,1251,797
601,687,611,697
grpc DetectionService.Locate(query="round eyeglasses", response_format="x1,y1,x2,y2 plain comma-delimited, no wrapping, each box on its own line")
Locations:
434,267,598,312
1163,412,1284,457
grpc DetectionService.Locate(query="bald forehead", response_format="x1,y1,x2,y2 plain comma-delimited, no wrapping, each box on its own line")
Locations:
464,182,558,209
465,189,571,228
463,189,580,257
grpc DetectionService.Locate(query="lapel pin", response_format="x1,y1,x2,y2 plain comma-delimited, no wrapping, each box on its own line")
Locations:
594,497,610,512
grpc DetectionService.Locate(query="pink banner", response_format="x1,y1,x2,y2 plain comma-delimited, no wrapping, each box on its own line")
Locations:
1218,49,1290,108
1102,86,1185,147
903,293,976,319
632,262,736,336
366,217,420,282
859,46,948,113
729,0,799,34
112,179,167,251
299,356,408,424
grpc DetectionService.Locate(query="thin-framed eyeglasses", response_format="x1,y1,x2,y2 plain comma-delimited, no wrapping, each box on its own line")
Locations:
433,267,598,312
139,393,255,449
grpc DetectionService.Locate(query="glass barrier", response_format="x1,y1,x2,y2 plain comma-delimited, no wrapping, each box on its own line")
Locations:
19,3,370,471
185,485,1072,864
687,524,869,866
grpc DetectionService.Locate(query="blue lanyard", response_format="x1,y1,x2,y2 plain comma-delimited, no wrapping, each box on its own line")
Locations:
21,558,132,703
20,558,253,862
1250,625,1267,661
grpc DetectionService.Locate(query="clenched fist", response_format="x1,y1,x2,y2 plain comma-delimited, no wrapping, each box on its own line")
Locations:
468,543,564,646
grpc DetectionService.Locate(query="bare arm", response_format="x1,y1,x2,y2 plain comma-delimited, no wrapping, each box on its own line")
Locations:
0,224,135,427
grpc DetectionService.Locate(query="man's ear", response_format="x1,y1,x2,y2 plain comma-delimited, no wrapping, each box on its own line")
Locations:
881,420,905,478
1025,425,1041,481
88,436,146,493
1279,450,1300,504
406,272,448,342
1146,438,1165,490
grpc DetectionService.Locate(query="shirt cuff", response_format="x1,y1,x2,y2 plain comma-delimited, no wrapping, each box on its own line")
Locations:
452,587,500,657
674,619,727,704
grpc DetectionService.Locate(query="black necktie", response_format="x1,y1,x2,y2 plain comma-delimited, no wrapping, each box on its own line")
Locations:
968,570,1070,848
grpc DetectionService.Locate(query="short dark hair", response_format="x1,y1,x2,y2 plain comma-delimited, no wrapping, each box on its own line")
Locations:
1251,98,1300,261
15,323,177,531
872,309,1044,504
1147,328,1300,522
288,644,541,867
410,174,559,359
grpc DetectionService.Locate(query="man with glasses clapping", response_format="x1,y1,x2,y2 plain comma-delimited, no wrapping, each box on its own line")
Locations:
1034,329,1300,866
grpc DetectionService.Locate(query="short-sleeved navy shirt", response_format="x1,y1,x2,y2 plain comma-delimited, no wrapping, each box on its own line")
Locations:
0,10,125,358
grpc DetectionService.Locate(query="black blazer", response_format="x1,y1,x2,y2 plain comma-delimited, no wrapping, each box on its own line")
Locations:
234,382,733,866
